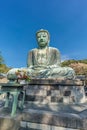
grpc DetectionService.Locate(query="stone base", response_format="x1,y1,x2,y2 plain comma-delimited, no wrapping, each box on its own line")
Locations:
0,104,87,130
18,107,87,130
0,78,86,130
25,78,86,104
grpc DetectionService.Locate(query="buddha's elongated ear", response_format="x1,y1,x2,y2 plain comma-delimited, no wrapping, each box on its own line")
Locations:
47,39,50,47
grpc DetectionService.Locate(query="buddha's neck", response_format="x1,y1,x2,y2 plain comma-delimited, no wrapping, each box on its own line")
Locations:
38,46,48,50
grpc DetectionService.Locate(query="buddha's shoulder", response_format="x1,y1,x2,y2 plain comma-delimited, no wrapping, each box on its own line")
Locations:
28,47,60,53
28,48,37,53
49,47,60,52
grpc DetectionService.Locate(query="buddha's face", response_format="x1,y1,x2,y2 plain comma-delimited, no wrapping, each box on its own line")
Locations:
36,31,49,48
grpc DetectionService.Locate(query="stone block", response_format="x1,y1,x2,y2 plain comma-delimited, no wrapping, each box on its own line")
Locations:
26,122,50,130
28,85,48,90
26,89,47,96
63,90,71,96
51,96,63,102
51,125,79,130
51,90,60,97
63,96,70,103
29,79,83,86
45,96,51,102
47,90,51,96
50,85,59,90
25,95,44,102
20,121,27,128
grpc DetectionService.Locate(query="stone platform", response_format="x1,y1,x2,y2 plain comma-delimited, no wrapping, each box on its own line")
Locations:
19,78,87,130
0,78,87,130
25,78,86,104
0,105,87,130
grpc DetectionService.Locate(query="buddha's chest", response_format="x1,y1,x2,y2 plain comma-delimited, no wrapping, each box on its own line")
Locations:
37,49,48,65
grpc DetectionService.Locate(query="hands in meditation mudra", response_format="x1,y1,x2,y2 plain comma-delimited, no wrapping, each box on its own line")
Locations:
7,29,75,81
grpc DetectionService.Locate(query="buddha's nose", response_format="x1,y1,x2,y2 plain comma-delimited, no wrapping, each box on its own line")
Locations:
40,37,43,40
40,39,43,42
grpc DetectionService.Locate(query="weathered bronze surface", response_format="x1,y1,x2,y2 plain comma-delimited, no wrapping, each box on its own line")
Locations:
7,29,75,80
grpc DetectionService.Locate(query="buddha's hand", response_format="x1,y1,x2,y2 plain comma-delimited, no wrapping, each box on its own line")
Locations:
48,65,57,68
33,65,50,69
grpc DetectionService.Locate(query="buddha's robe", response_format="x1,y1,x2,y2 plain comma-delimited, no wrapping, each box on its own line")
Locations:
26,47,75,78
7,47,75,80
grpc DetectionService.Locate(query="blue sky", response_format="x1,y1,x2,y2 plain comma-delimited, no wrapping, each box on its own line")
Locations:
0,0,87,68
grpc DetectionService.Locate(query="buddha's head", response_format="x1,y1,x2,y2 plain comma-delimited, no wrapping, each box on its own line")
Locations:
36,29,50,48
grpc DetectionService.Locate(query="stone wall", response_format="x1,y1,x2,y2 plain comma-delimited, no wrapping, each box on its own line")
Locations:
25,78,86,104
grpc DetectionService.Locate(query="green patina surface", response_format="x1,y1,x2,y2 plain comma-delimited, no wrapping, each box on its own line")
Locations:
7,29,75,80
0,83,25,116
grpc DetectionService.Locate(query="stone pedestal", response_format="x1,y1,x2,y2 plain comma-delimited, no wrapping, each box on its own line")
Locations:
20,108,86,130
18,78,87,130
0,78,87,130
25,78,86,104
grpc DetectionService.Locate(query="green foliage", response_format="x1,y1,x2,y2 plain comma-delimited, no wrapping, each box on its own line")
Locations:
0,51,10,73
78,59,87,64
0,64,10,73
62,59,87,67
61,59,87,76
0,52,4,65
61,59,78,67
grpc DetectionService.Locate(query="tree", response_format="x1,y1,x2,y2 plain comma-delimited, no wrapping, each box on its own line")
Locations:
0,51,4,65
0,51,10,73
